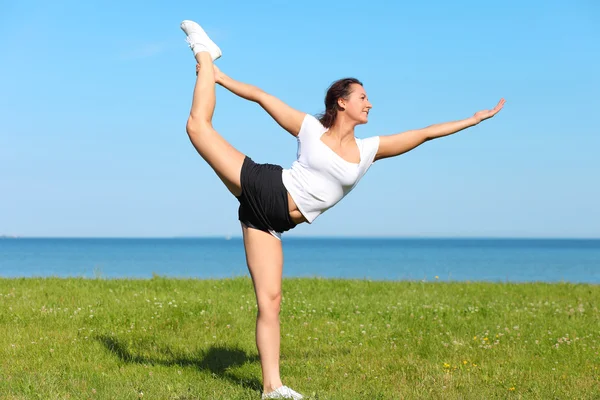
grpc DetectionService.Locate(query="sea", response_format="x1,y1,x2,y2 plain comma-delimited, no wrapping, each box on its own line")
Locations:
1,238,599,283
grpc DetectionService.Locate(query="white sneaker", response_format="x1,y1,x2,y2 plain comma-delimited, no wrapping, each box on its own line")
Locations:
261,385,304,399
180,20,221,61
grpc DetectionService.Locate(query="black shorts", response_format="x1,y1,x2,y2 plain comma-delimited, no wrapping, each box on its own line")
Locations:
236,156,297,237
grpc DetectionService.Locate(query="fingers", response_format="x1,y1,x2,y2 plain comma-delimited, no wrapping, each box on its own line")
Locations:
490,99,505,113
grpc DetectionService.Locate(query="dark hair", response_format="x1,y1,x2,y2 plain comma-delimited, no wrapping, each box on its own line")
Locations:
317,78,363,128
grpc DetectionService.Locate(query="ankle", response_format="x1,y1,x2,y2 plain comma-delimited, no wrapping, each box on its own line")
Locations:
263,380,283,393
194,50,212,64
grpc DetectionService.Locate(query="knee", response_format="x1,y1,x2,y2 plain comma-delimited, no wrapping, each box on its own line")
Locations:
257,291,282,319
186,116,212,137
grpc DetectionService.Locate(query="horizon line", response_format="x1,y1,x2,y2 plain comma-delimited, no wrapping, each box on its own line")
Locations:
2,235,599,240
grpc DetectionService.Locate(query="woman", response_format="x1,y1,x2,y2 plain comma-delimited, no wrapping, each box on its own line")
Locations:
180,20,504,399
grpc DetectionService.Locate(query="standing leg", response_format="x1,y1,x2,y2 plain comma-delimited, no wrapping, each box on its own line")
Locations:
242,223,305,397
242,223,284,393
242,224,304,399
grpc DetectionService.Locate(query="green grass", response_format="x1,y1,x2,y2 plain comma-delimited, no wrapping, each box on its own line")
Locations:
0,277,599,399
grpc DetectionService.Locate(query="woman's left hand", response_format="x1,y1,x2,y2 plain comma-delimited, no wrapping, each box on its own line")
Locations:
473,98,506,124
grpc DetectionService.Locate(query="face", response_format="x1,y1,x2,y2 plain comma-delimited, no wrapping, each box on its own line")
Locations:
338,83,372,124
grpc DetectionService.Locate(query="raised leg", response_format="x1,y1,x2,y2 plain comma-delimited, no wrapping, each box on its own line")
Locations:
241,223,285,394
186,52,246,196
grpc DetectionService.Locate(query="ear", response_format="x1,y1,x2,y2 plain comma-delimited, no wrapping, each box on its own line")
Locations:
337,98,346,111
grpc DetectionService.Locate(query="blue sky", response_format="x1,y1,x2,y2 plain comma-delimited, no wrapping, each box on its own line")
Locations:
1,0,598,238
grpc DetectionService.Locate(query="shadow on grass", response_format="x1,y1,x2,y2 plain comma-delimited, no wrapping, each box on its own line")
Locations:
96,335,261,392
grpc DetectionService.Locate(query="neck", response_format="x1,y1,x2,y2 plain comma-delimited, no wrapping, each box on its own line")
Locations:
327,116,356,144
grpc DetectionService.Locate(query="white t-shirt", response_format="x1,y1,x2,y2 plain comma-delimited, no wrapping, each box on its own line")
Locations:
281,114,380,224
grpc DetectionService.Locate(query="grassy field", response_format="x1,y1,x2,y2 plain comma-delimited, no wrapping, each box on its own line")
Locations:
0,276,599,399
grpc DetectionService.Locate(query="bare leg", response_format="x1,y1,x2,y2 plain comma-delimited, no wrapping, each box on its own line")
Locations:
186,52,246,196
241,223,285,394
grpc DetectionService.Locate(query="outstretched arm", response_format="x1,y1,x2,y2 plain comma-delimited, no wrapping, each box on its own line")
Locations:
207,64,306,137
374,98,505,161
